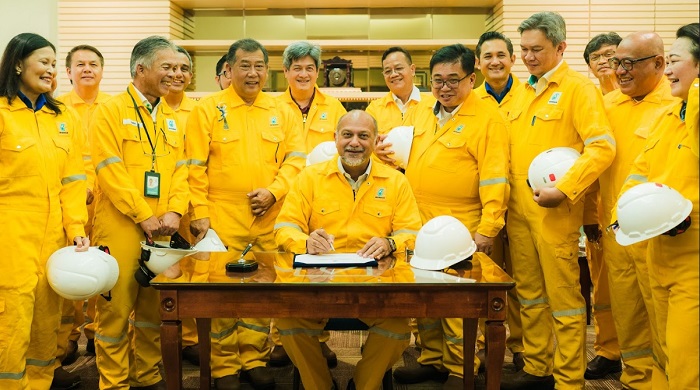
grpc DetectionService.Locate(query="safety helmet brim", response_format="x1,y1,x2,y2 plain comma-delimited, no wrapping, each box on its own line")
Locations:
615,198,693,246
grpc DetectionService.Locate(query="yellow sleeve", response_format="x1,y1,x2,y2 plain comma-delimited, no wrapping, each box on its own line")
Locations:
688,78,699,158
556,83,616,204
388,174,422,252
274,169,313,253
266,107,306,201
60,110,88,239
582,180,600,225
185,101,214,220
90,102,153,224
476,115,510,237
167,120,189,216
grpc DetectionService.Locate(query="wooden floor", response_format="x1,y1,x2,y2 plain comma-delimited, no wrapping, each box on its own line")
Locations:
64,325,622,389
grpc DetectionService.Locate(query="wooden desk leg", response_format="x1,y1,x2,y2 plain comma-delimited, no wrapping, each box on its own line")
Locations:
197,318,212,389
484,319,506,390
463,318,478,390
161,319,183,390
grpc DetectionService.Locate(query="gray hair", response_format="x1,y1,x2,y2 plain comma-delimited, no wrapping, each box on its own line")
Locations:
175,45,193,71
518,12,567,46
130,35,178,78
282,41,322,70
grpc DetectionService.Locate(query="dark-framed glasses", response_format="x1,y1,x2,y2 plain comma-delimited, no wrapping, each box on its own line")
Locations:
608,54,658,71
430,74,468,89
589,49,616,63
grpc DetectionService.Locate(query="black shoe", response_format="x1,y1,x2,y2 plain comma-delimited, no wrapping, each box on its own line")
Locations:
512,352,525,372
269,345,291,367
443,375,464,389
500,370,554,390
393,364,449,384
61,340,79,366
182,345,200,366
132,380,166,390
215,375,241,390
476,348,486,373
584,355,622,380
50,367,81,390
85,338,95,355
321,342,338,368
241,367,275,390
346,378,356,390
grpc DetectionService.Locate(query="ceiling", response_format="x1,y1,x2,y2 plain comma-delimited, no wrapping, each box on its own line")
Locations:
170,0,499,10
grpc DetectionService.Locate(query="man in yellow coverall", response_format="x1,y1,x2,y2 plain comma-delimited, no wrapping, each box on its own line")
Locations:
615,23,699,390
275,110,421,390
388,43,510,389
90,36,189,390
186,38,306,390
600,31,677,389
54,44,111,384
579,31,624,381
269,40,346,367
0,32,89,390
500,12,616,390
365,46,433,135
472,30,524,372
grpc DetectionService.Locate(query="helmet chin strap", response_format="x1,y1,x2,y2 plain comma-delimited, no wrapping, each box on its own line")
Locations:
449,256,474,270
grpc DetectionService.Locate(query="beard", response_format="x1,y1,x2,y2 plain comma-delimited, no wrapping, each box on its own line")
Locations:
341,149,367,167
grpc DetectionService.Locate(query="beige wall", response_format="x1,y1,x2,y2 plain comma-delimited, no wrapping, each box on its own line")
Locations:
0,0,58,58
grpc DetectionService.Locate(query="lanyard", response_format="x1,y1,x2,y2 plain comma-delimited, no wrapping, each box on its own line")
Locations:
127,88,160,171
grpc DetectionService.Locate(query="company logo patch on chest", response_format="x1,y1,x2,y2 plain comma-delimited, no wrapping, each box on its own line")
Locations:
320,112,328,120
454,124,464,134
548,92,562,105
166,119,178,132
58,122,68,134
270,116,279,126
376,187,386,199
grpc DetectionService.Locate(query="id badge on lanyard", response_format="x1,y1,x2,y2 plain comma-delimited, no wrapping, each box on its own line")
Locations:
144,170,160,198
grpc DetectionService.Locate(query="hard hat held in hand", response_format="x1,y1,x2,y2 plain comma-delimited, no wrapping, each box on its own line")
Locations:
306,141,337,166
384,125,414,169
193,229,228,253
47,246,119,300
139,241,197,275
528,147,581,190
410,215,477,271
615,182,693,246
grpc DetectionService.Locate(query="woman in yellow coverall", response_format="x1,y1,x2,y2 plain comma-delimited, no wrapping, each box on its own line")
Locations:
616,23,699,390
0,33,89,390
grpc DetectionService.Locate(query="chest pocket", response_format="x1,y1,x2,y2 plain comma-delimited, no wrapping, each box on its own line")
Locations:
211,130,241,166
534,107,563,122
261,129,285,165
363,203,392,219
429,135,467,173
0,135,39,177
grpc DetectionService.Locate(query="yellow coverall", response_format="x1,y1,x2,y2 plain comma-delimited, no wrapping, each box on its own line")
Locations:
276,86,347,152
274,158,421,389
617,98,699,390
506,61,615,389
581,186,620,364
600,78,677,388
186,88,305,378
91,83,189,389
472,75,523,355
55,89,111,359
0,96,87,390
688,78,698,157
365,90,434,135
404,91,510,378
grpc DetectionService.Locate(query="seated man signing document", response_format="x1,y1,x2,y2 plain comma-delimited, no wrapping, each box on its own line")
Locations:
274,110,422,390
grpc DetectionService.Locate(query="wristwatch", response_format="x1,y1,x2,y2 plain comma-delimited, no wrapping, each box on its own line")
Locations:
386,237,397,253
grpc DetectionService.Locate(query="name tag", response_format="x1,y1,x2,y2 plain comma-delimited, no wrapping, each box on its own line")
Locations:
123,119,141,127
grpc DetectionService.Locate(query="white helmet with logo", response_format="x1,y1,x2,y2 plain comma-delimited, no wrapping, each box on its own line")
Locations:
410,215,477,271
47,246,119,300
384,125,414,169
306,141,337,166
615,182,693,246
528,147,581,190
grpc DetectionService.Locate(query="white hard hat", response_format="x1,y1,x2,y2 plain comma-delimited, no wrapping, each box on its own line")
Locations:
615,182,693,246
306,141,337,166
47,246,119,300
384,126,414,169
139,241,197,275
193,229,228,252
410,215,477,271
528,147,581,190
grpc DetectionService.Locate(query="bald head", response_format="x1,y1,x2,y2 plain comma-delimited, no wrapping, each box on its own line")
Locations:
614,31,666,100
336,110,378,136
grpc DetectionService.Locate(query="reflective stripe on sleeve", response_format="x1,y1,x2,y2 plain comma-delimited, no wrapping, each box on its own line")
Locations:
95,156,123,173
61,174,87,185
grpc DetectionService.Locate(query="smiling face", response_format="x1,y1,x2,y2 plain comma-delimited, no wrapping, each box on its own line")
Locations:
284,55,318,95
229,48,268,105
520,29,566,79
587,44,617,80
335,111,377,170
382,51,416,98
67,49,103,90
614,35,664,100
134,48,177,102
431,60,475,112
18,46,56,103
665,37,700,101
477,39,515,85
169,51,192,94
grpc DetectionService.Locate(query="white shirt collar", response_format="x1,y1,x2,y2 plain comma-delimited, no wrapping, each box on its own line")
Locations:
337,157,372,191
392,86,422,114
133,84,161,120
433,101,463,128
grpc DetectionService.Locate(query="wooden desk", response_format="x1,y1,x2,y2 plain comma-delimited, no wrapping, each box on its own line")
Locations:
151,252,514,390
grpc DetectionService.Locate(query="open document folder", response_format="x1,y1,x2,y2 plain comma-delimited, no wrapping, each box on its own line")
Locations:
293,253,378,268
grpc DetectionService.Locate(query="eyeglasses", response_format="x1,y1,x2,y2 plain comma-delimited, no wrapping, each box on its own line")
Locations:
608,54,658,71
430,74,468,89
589,49,616,63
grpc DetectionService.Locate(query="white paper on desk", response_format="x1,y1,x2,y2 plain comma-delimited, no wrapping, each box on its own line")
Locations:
294,253,375,266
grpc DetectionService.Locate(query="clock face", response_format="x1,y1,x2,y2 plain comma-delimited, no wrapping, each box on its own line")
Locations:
329,68,347,86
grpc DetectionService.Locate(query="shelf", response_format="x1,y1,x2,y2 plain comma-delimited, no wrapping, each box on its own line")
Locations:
174,39,478,53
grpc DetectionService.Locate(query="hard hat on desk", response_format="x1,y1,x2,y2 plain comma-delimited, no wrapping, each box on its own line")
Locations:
410,215,476,271
47,246,119,300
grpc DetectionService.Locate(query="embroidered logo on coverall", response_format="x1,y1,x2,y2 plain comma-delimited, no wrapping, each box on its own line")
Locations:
548,92,562,105
376,188,386,199
166,119,177,132
320,112,328,120
454,124,464,133
58,123,68,133
270,116,279,126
